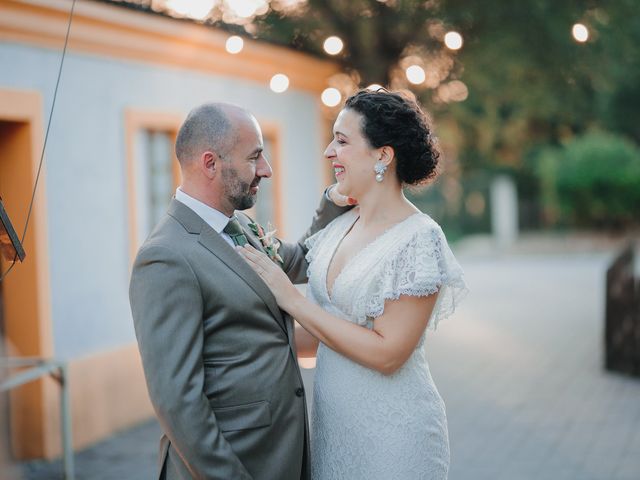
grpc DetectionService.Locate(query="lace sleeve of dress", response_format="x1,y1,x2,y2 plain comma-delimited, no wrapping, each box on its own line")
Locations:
364,222,468,330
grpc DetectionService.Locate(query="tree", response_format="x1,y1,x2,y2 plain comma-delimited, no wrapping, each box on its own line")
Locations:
253,0,639,171
116,0,640,172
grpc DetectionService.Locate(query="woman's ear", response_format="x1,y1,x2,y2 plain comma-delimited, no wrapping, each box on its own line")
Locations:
378,146,395,167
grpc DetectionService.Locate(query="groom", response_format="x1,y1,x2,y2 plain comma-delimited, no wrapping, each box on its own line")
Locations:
129,103,347,480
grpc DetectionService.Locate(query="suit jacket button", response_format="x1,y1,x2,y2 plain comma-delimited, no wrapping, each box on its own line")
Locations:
295,387,304,397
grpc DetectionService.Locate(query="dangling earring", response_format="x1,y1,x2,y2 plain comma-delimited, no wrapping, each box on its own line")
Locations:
374,160,387,183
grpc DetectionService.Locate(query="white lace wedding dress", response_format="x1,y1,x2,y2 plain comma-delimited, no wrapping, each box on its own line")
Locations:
304,208,467,480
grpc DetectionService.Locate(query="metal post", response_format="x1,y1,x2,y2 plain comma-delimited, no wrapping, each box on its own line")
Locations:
58,363,74,480
0,358,75,479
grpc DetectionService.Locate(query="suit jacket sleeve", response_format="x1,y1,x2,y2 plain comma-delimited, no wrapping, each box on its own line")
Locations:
130,244,252,480
279,191,352,284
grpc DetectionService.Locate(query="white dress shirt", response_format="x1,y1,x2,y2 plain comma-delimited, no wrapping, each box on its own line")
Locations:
174,187,236,248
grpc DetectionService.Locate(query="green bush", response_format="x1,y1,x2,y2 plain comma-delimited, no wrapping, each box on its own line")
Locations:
540,132,640,229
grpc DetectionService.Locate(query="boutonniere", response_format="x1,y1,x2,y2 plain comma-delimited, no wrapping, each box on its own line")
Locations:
248,221,284,265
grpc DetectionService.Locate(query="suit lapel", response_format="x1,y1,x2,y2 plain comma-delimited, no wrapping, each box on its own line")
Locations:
197,228,288,335
169,201,302,358
166,200,288,335
237,214,296,347
236,214,266,252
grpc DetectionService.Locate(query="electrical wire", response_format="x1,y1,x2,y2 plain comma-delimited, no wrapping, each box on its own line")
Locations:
0,0,77,283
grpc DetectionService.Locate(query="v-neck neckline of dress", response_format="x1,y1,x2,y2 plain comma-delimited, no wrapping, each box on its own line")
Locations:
324,209,423,302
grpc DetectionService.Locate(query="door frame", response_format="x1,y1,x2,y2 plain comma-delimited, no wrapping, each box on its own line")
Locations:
0,88,56,459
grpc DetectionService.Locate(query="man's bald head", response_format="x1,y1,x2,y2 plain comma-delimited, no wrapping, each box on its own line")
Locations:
175,103,249,165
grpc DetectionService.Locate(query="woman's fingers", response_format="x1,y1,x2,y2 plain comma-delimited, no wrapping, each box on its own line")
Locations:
237,245,260,268
238,244,256,258
329,183,358,206
237,245,272,278
237,243,298,312
241,245,271,267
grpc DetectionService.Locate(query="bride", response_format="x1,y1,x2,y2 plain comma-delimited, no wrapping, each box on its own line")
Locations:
240,89,467,480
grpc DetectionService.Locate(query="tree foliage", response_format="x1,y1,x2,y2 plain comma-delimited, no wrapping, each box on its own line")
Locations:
536,132,640,228
117,0,640,173
249,0,640,172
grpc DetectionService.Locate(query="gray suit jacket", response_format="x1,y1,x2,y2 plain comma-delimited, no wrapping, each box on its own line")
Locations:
129,196,347,480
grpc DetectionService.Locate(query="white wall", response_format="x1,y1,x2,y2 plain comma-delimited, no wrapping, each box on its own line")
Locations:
0,42,327,359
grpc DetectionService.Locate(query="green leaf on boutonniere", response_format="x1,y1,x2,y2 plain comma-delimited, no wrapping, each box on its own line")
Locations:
248,221,284,266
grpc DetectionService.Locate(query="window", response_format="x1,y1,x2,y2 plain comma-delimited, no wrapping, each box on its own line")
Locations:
125,110,182,261
125,112,284,259
134,129,175,242
246,123,284,236
251,136,275,227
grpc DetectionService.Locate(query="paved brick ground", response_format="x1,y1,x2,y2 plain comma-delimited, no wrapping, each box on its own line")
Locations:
429,252,640,480
13,420,160,480
15,246,640,479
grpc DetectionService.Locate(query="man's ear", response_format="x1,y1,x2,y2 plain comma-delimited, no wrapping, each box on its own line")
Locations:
201,150,221,179
378,145,395,167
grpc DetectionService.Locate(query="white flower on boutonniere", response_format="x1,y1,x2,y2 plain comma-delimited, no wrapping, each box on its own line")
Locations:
248,221,284,266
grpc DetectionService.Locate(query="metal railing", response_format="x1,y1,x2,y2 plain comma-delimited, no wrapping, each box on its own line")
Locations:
605,244,640,377
0,357,75,479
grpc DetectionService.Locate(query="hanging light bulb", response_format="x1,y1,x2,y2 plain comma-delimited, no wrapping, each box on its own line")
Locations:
444,31,463,50
165,0,215,20
323,36,344,55
270,74,290,93
225,35,244,54
572,23,589,42
225,0,268,18
406,65,426,85
321,88,342,107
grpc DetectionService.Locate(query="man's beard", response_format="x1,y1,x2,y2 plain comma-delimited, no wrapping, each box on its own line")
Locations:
222,167,258,211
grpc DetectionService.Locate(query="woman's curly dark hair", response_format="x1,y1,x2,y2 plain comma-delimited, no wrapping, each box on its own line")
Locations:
344,89,440,185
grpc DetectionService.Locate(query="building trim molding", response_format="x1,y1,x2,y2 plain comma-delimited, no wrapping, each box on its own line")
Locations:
0,0,338,93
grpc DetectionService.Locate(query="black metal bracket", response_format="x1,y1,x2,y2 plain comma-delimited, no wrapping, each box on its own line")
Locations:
0,197,26,262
